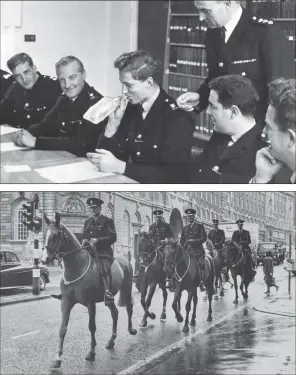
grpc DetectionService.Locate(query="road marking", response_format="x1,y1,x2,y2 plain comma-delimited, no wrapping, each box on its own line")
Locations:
118,295,264,375
11,330,40,340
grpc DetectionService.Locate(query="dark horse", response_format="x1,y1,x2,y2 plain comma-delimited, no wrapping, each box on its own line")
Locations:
206,240,225,299
44,213,137,369
163,240,215,333
224,240,253,304
137,232,168,328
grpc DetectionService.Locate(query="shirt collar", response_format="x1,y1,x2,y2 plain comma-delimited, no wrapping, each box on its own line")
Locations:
231,122,256,143
224,5,242,42
291,172,296,184
141,86,160,115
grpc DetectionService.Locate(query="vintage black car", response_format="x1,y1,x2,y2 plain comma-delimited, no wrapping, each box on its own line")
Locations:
0,250,50,291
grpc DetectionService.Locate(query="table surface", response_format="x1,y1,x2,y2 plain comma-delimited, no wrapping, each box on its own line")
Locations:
0,127,138,184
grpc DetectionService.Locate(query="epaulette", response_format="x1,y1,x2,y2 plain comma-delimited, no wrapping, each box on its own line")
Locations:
2,73,11,80
164,96,179,111
251,15,274,25
88,90,100,100
42,74,58,81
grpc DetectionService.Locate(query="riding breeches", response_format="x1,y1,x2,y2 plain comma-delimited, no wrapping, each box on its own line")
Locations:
97,256,113,277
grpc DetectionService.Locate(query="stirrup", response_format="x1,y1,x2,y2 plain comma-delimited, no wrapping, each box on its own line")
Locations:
104,291,114,305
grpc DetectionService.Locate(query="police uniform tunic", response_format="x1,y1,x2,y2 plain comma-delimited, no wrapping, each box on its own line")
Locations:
28,82,105,157
0,72,61,129
0,69,14,102
82,214,117,273
180,221,207,255
197,8,295,123
232,229,251,251
208,228,225,250
148,221,174,243
96,88,194,183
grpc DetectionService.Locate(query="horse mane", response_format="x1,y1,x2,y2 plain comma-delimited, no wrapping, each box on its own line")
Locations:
60,223,81,249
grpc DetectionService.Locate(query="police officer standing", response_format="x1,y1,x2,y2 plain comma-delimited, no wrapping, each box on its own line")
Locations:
180,208,207,290
232,219,256,272
177,1,295,125
0,53,61,129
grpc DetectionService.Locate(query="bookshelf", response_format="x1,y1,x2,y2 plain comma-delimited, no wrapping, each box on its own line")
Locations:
163,0,295,149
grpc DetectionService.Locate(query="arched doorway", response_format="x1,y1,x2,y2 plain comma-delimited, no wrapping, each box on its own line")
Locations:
170,208,183,239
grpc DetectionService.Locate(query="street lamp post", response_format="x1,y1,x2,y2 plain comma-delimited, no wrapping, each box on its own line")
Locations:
288,232,292,295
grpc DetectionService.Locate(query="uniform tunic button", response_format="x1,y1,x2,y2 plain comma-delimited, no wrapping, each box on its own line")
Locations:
43,106,46,109
13,110,16,113
62,122,65,126
137,134,142,139
165,99,169,102
199,169,202,172
26,114,31,119
241,72,246,76
25,103,29,108
153,145,157,148
219,62,224,67
136,152,141,156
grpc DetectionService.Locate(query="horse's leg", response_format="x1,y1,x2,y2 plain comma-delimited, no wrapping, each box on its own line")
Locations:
214,270,219,300
189,289,198,326
126,297,137,336
105,302,119,349
140,278,148,312
51,299,74,369
160,282,168,321
139,282,157,328
85,303,96,361
232,271,239,304
219,270,224,296
206,278,214,321
182,291,193,333
240,277,247,300
172,285,183,323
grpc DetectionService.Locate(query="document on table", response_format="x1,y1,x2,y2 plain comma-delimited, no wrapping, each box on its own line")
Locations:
0,125,19,136
3,165,31,173
34,160,114,183
1,142,29,152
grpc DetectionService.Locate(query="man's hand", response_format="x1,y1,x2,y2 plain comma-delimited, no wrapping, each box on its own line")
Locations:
87,149,126,174
105,96,129,138
176,92,200,112
12,129,36,148
254,147,283,183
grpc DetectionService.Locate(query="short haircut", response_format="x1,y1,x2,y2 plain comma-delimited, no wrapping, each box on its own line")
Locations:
114,50,161,81
268,78,296,133
55,56,85,74
7,53,34,72
208,74,259,117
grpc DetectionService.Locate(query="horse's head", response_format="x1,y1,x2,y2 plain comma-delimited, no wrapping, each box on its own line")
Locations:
138,232,155,260
224,240,241,264
163,239,182,277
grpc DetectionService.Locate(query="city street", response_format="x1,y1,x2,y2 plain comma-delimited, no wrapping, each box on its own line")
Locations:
1,265,295,375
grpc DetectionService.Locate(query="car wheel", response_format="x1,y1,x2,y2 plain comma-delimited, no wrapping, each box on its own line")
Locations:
40,275,46,291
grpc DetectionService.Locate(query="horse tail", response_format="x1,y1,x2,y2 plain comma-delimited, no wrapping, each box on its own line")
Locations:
118,260,134,307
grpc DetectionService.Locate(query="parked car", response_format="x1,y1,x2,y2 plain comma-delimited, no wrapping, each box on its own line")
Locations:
257,242,280,265
0,250,50,291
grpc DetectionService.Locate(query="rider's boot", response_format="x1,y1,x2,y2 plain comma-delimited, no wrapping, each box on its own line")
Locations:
166,278,174,292
103,272,114,306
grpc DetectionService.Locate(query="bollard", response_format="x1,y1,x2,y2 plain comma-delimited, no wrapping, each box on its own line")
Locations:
32,239,40,295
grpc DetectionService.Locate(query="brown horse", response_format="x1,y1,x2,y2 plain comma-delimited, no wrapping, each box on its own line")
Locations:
224,240,253,304
44,213,137,369
163,240,215,333
137,232,168,327
206,240,225,298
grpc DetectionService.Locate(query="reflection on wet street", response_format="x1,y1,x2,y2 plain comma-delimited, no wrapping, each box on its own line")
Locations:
147,306,295,374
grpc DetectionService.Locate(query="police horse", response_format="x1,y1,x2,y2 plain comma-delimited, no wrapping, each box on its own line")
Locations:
44,213,137,369
224,240,253,304
163,239,215,333
136,232,169,328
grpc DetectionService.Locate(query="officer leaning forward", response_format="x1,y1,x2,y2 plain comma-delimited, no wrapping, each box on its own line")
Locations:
180,209,207,290
0,53,61,129
51,198,117,305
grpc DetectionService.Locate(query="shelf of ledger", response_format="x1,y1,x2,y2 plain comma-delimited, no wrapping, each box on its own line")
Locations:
170,42,206,48
171,13,201,17
193,132,211,141
168,71,205,79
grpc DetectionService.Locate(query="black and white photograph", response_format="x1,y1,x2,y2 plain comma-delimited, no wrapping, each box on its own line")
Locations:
0,0,295,184
0,191,295,374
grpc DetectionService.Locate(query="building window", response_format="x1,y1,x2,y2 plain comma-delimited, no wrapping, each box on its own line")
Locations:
15,201,29,240
123,211,130,245
144,216,150,232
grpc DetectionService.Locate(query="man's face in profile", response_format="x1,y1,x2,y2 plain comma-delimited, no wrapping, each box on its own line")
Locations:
194,1,229,29
207,90,231,134
119,71,150,105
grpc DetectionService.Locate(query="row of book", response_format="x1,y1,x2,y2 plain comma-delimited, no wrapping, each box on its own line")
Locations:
167,74,213,137
170,1,199,14
169,46,208,77
170,17,207,45
278,21,296,58
251,0,295,18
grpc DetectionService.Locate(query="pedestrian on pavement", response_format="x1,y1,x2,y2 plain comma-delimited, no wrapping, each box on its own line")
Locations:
263,251,279,295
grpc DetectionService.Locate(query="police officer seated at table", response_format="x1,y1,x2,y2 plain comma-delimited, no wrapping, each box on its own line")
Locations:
51,198,117,305
0,69,14,102
191,74,266,183
0,53,61,129
86,50,194,183
12,56,105,157
180,208,207,291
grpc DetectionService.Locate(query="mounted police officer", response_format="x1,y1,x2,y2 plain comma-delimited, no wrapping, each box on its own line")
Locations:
12,55,105,157
0,53,61,129
86,49,194,183
180,208,207,290
208,219,225,261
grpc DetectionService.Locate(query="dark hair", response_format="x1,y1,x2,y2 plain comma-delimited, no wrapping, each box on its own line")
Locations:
208,74,259,117
268,78,296,132
7,53,34,72
55,56,85,74
114,50,161,81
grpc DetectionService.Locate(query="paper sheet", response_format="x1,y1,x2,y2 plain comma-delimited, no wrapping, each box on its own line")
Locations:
3,165,31,173
1,142,29,153
0,125,19,136
34,160,114,183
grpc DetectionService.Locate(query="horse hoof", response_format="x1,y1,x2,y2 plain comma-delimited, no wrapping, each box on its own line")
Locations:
207,316,212,322
177,316,183,323
189,319,196,326
243,296,248,301
149,312,156,320
219,291,224,297
106,341,115,350
129,328,137,335
138,321,147,328
160,313,166,321
214,295,219,300
51,360,61,369
182,325,189,333
233,299,238,304
85,352,95,361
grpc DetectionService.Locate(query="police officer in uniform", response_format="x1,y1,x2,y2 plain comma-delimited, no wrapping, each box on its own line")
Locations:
12,56,105,157
208,219,225,259
180,208,207,290
0,69,14,102
87,50,194,184
177,1,295,125
0,53,61,129
232,219,256,272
